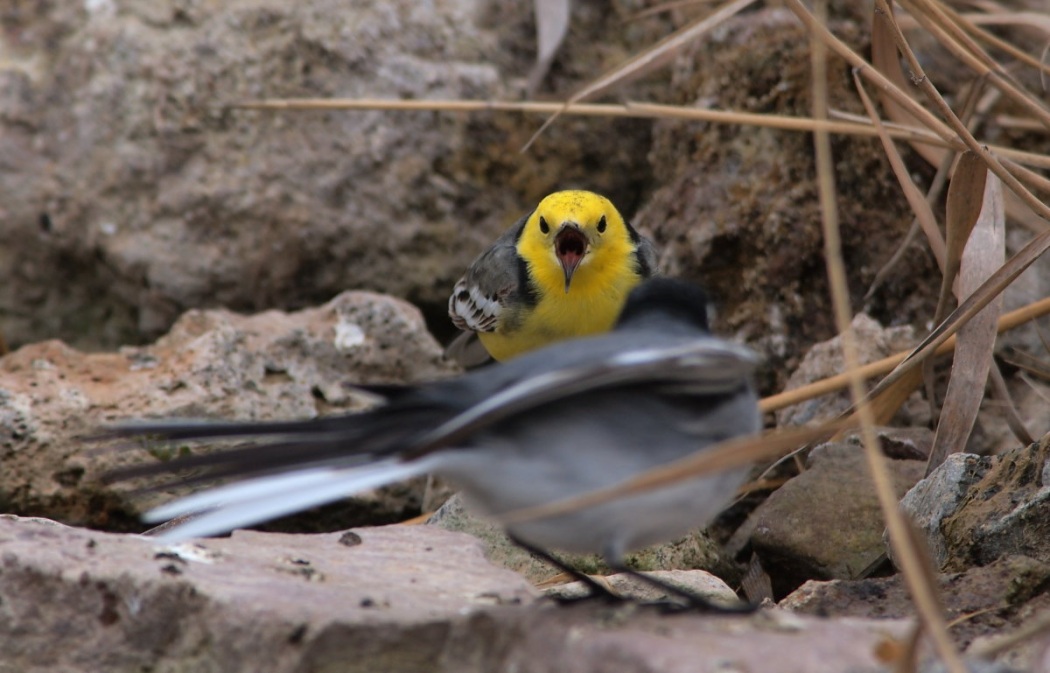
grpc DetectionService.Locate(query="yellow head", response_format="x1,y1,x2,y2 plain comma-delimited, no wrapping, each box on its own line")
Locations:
516,190,640,296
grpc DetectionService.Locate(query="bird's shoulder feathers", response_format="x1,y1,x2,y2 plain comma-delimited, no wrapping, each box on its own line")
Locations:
448,214,537,334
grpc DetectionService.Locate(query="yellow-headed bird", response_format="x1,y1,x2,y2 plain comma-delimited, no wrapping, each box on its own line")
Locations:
448,190,658,363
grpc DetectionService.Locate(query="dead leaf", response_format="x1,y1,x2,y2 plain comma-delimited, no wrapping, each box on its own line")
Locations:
927,166,1005,475
527,0,572,97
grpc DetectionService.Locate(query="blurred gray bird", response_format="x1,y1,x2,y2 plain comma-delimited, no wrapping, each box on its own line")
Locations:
104,277,761,608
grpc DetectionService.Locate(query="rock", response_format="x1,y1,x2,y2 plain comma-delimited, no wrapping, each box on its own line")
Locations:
900,436,1050,572
427,492,556,583
781,555,1050,671
773,313,919,427
896,453,995,570
0,515,916,673
841,426,934,461
748,443,926,596
0,0,658,351
0,291,456,529
635,8,937,392
545,569,739,606
0,515,534,672
428,493,740,587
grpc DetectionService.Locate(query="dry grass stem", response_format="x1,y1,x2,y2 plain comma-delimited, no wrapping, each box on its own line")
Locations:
987,363,1034,445
762,281,1050,415
853,70,947,268
809,2,966,670
230,97,1050,169
941,8,1050,76
971,609,1050,658
859,225,1050,408
873,0,1050,223
786,0,957,144
520,0,757,151
898,0,1050,131
625,0,723,23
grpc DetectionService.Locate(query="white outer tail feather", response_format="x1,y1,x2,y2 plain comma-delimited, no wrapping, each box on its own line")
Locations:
145,456,443,542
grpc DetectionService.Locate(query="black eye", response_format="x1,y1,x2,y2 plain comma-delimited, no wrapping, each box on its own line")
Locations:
539,216,550,234
597,215,607,233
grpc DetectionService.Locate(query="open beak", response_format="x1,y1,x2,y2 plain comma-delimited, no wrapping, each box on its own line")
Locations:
554,224,589,292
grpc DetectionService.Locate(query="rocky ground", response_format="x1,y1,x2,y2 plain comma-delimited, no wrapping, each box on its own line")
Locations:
2,1,1050,672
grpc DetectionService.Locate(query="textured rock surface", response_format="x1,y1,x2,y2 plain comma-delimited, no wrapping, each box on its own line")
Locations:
0,515,921,673
0,291,455,529
546,569,739,605
774,313,919,427
748,443,926,596
896,452,996,570
782,555,1050,670
0,0,658,350
900,436,1050,573
0,516,535,673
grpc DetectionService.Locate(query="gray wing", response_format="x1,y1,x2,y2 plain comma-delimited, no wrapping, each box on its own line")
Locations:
407,336,759,457
448,218,530,334
633,234,659,278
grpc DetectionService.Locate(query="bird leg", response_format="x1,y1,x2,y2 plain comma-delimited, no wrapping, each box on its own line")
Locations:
509,536,624,604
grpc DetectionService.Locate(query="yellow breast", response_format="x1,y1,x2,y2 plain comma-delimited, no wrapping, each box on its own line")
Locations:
479,243,643,361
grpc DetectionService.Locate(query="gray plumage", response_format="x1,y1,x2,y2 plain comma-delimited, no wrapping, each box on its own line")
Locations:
105,278,759,578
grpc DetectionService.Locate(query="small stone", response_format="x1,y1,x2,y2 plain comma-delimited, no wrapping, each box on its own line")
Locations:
773,314,919,427
338,532,363,547
544,569,739,606
748,442,925,596
895,452,994,569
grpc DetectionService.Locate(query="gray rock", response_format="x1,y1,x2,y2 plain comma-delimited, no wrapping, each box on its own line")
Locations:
0,290,455,529
427,492,556,583
748,442,926,595
0,515,918,673
773,313,919,427
546,569,739,606
0,0,658,351
0,515,534,672
782,555,1050,671
896,453,995,569
897,436,1050,572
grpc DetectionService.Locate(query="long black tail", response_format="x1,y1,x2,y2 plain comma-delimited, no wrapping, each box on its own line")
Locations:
101,405,448,489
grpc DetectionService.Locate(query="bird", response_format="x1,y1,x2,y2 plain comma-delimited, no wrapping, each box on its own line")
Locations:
104,278,760,609
447,190,658,365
